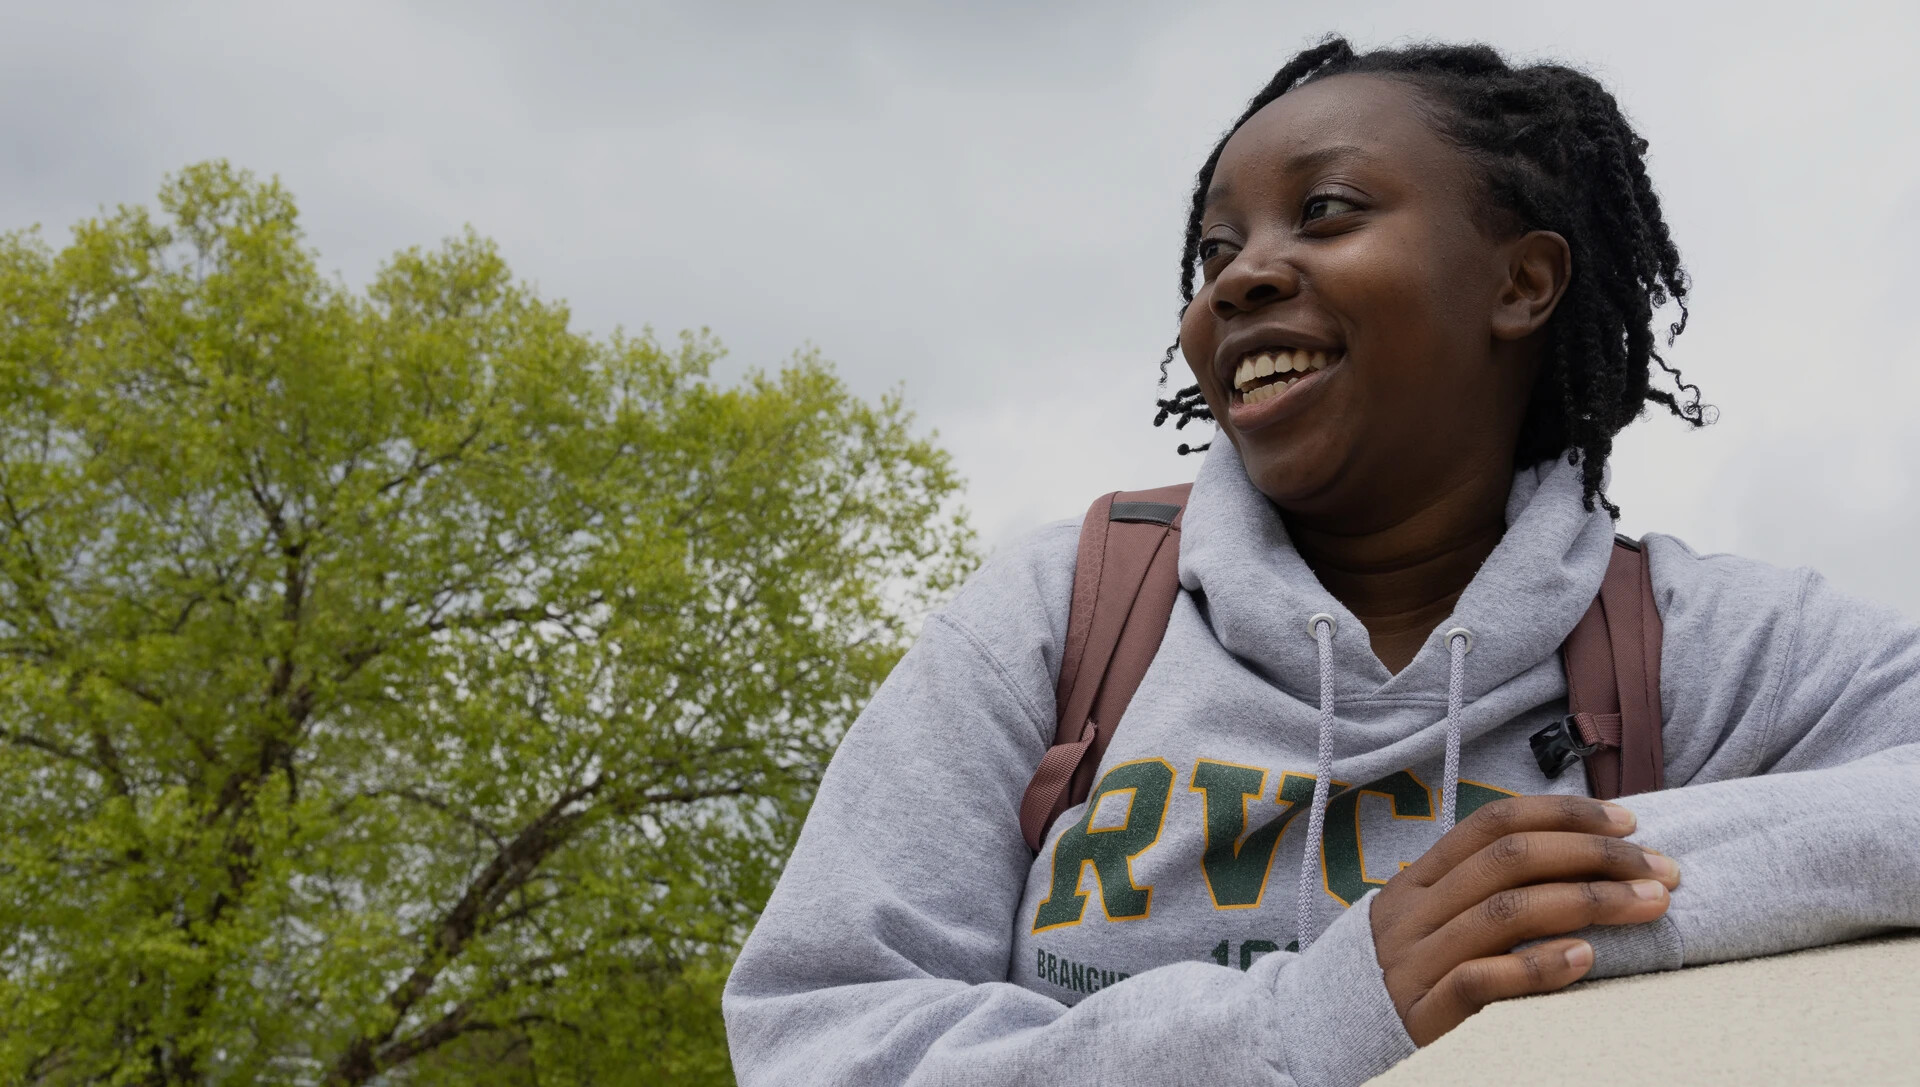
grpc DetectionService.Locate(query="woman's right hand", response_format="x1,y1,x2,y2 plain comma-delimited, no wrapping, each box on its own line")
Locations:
1368,795,1682,1046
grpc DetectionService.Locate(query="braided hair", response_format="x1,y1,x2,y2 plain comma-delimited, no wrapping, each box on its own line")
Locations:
1152,37,1712,516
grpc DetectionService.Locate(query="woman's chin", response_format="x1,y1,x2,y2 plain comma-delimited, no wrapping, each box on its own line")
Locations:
1238,457,1338,513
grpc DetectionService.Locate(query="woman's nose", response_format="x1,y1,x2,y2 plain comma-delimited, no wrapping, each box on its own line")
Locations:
1211,246,1302,318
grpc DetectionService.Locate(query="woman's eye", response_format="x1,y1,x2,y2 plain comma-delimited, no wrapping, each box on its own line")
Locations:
1303,194,1360,222
1198,238,1234,262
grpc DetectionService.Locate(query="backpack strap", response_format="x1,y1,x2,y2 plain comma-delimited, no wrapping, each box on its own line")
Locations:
1532,536,1666,799
1018,484,1192,853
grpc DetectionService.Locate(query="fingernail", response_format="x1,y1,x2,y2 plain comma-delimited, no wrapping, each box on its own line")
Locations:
1603,803,1636,832
1644,853,1680,881
1565,941,1594,969
1631,879,1666,900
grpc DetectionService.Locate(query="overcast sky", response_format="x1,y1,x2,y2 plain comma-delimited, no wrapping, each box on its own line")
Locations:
7,0,1920,614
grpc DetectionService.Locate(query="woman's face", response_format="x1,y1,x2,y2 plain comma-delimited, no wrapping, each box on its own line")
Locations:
1180,73,1558,528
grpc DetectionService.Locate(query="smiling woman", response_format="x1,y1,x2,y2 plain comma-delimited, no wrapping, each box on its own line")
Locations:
1158,42,1708,673
721,35,1920,1087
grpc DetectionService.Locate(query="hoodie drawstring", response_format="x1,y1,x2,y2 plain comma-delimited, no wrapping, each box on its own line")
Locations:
1439,627,1473,835
1295,617,1473,952
1297,613,1338,952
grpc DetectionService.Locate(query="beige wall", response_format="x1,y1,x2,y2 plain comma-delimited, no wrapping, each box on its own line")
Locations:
1373,933,1920,1085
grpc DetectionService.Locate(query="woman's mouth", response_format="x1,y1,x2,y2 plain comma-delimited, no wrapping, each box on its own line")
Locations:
1228,348,1342,422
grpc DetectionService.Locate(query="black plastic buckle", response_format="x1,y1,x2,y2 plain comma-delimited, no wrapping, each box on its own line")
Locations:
1529,715,1601,779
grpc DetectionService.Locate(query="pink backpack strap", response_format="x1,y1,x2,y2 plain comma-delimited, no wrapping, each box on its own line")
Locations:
1018,484,1191,853
1534,536,1666,799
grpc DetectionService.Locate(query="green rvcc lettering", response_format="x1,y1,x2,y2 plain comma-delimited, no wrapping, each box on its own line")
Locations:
1455,780,1517,822
1321,770,1433,905
1189,763,1317,908
1031,760,1175,931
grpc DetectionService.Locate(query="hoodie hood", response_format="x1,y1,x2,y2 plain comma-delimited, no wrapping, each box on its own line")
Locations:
1179,439,1617,709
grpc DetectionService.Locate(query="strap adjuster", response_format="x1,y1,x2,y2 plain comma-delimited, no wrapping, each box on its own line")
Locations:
1529,715,1601,779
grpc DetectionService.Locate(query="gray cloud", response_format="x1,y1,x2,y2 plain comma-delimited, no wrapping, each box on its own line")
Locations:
6,0,1918,611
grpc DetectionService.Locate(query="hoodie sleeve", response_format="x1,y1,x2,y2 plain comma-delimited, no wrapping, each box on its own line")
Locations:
721,523,1415,1087
1571,537,1920,979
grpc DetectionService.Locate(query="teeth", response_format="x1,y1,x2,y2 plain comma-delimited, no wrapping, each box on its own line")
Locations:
1244,376,1292,405
1232,348,1339,392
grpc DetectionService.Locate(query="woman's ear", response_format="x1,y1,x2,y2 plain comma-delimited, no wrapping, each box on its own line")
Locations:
1491,230,1572,342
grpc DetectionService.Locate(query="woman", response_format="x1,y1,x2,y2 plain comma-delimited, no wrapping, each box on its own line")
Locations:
722,37,1920,1086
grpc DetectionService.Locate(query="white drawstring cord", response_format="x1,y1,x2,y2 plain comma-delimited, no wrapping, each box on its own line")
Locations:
1438,627,1474,835
1297,613,1338,952
1295,619,1474,950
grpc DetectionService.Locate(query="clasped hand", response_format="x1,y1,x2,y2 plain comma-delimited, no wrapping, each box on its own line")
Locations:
1370,795,1681,1045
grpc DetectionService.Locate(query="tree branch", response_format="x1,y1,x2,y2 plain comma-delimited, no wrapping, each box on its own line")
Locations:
361,787,508,852
323,776,606,1085
1,727,95,769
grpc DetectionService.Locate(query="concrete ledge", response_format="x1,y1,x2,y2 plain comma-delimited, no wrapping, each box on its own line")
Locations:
1369,932,1920,1085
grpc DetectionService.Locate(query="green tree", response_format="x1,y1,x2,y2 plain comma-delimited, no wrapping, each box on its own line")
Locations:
0,162,975,1085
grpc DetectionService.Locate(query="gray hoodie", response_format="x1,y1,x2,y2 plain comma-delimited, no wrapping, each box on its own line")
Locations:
723,443,1920,1086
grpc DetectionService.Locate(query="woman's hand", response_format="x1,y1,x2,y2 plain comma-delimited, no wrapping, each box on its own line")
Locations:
1369,795,1681,1046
